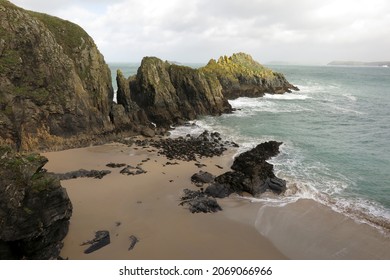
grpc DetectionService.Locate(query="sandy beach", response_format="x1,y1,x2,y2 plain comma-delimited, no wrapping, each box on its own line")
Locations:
42,139,390,260
42,140,286,259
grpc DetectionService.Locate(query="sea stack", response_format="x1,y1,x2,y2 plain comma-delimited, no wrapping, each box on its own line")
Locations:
201,52,299,99
127,57,232,127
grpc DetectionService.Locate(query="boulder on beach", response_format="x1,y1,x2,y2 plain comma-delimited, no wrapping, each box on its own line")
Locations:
0,146,72,259
206,141,287,198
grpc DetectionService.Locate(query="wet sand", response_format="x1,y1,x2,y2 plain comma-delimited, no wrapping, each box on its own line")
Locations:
252,199,390,259
43,141,286,259
43,140,390,260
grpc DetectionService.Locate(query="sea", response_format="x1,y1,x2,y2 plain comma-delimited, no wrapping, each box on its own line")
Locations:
108,63,390,233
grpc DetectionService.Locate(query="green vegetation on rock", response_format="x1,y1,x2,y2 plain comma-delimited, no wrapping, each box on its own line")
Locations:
201,52,275,80
0,0,114,151
200,52,298,99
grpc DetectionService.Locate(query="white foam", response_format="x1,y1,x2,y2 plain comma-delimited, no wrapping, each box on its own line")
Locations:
168,102,390,233
263,93,311,100
229,97,312,115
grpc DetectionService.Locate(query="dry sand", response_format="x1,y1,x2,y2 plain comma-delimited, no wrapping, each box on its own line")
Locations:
43,141,286,260
43,140,390,260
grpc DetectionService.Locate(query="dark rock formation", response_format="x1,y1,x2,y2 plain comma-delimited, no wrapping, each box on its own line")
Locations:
0,146,72,259
53,169,111,180
81,230,110,254
106,163,126,168
180,189,222,213
201,53,299,99
110,69,149,131
128,235,139,251
127,57,232,127
205,141,286,198
150,130,238,161
0,1,115,150
191,171,215,185
120,165,147,176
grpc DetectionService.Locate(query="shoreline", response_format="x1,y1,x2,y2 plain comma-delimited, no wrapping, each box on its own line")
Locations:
42,138,390,260
43,140,286,259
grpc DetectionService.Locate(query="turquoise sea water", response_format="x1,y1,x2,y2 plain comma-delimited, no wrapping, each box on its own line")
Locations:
108,63,390,231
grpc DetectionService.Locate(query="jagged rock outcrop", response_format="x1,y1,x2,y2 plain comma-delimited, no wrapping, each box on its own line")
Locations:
0,146,72,259
127,57,232,127
0,0,114,151
110,69,149,132
200,53,299,99
205,141,286,198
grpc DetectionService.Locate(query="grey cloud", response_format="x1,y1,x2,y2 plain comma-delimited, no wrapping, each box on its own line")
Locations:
10,0,390,63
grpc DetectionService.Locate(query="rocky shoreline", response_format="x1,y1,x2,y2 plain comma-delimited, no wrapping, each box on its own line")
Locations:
0,1,296,260
0,2,298,152
38,132,291,259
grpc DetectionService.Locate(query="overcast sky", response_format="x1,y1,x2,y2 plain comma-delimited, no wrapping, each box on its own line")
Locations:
11,0,390,64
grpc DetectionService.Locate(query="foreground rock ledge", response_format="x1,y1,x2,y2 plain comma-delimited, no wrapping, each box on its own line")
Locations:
206,141,287,198
0,146,72,259
180,140,287,213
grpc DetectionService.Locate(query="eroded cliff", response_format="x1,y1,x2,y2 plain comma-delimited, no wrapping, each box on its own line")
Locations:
0,0,114,151
120,57,232,127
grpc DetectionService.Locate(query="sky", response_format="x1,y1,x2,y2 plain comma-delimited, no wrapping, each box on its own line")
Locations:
10,0,390,64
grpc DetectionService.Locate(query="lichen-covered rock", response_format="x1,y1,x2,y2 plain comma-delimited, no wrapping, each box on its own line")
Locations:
0,1,114,150
200,52,299,99
0,146,72,259
128,57,232,127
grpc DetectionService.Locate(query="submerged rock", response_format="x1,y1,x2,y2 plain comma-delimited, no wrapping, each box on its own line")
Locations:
0,146,72,259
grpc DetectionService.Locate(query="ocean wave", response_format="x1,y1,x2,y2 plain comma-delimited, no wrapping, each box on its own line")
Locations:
236,136,390,234
228,97,312,115
267,145,390,234
169,109,390,234
297,83,339,94
263,93,311,100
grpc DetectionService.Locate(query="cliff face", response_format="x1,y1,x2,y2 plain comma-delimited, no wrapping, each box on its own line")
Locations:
0,146,72,259
110,69,149,132
0,0,114,151
126,57,232,127
201,53,299,99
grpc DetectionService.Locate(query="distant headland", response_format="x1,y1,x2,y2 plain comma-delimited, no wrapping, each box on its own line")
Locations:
328,61,390,67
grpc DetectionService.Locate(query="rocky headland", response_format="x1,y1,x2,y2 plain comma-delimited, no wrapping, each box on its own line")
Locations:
200,52,299,99
126,57,233,128
1,0,297,150
0,0,297,259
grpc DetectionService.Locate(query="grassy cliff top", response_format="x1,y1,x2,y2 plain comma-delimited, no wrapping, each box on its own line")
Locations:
200,52,275,79
0,0,91,57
